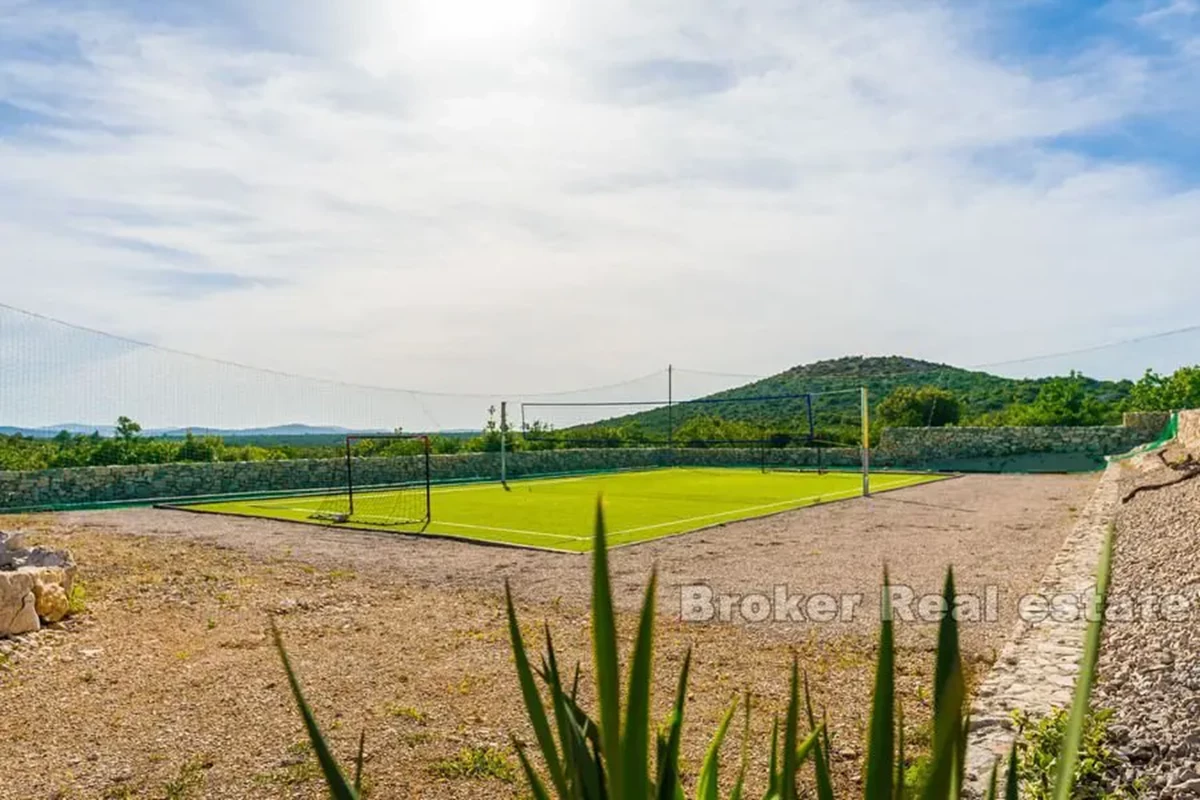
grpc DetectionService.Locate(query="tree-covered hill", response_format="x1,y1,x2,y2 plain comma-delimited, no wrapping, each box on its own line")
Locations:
557,356,1136,442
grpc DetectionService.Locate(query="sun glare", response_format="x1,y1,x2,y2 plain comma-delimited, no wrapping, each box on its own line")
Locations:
415,0,541,45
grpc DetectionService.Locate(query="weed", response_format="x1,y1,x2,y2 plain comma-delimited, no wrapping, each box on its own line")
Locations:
162,755,208,799
429,746,516,783
67,581,88,615
254,741,322,787
384,703,428,723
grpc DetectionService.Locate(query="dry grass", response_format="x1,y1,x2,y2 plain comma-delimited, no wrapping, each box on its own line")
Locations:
0,474,1096,799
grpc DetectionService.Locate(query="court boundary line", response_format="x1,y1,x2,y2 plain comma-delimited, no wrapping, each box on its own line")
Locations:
161,471,953,553
605,473,954,551
210,473,943,547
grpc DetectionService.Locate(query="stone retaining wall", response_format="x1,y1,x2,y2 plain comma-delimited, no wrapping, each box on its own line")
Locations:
1177,410,1200,450
962,463,1122,796
0,446,866,510
0,419,1159,511
1122,411,1174,439
876,424,1149,466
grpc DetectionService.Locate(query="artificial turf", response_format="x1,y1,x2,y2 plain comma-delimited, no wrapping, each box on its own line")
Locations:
175,467,945,552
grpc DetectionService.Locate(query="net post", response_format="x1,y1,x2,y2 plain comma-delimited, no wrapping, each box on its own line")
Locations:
860,386,870,497
500,401,508,487
667,364,674,465
423,435,431,523
345,435,355,517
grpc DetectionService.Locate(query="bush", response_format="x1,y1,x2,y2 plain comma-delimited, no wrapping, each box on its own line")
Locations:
1014,707,1137,799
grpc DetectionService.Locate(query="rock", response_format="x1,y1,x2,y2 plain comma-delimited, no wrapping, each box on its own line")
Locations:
22,548,77,594
1,535,79,635
32,573,69,623
0,531,26,568
0,571,39,637
7,592,40,636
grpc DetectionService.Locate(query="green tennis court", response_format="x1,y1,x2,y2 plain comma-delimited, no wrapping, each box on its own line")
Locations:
173,467,945,552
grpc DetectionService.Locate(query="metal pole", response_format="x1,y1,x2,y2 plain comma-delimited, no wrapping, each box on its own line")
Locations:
861,386,871,497
667,364,673,464
805,393,815,443
345,436,355,516
500,401,508,487
424,435,432,522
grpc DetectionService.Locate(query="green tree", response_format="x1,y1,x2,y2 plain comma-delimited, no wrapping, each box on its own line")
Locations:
1126,365,1200,411
115,416,142,441
877,386,962,428
177,431,221,462
1008,373,1114,426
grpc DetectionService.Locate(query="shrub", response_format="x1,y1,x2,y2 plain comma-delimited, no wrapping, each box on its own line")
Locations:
1014,707,1137,800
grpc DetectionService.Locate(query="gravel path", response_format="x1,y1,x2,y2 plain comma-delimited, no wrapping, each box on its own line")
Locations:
55,473,1095,649
1094,457,1200,798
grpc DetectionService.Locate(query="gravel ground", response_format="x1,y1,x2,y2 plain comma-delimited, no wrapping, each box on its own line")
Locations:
0,473,1095,799
1095,454,1200,798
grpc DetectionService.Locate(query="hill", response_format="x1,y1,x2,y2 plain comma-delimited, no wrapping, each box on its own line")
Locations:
571,356,1134,441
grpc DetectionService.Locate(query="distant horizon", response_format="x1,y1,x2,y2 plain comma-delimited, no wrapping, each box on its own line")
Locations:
1,350,1186,433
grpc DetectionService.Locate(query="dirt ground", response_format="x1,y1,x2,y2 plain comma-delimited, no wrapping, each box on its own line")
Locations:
0,473,1097,799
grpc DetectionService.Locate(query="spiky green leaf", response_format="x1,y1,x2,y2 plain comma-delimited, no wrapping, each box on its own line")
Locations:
271,622,358,800
623,568,658,799
590,498,623,790
506,582,569,797
865,569,896,800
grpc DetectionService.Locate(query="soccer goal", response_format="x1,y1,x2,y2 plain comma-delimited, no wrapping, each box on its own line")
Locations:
518,385,873,494
311,434,432,526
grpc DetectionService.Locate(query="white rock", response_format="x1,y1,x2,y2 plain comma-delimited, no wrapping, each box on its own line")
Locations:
0,571,38,637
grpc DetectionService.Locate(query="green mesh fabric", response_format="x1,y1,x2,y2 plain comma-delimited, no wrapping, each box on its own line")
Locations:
1106,412,1179,463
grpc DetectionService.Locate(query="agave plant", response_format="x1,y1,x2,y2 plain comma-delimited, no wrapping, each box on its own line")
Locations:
274,500,1115,800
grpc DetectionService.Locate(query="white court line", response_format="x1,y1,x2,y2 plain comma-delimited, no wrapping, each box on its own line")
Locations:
606,476,920,537
432,520,586,541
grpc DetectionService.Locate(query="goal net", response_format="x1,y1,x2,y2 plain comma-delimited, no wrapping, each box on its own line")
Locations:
312,434,431,526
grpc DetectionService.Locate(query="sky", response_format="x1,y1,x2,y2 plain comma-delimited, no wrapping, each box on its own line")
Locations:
1,0,1199,426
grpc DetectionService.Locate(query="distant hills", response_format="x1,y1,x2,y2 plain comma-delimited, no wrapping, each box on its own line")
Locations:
3,355,1139,443
573,355,1133,435
0,423,373,439
0,423,479,442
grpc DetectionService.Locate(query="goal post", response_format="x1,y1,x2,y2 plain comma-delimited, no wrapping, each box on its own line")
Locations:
861,386,871,497
312,433,432,525
516,386,871,480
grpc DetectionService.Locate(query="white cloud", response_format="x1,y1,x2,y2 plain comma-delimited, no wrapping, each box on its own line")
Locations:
1,0,1198,427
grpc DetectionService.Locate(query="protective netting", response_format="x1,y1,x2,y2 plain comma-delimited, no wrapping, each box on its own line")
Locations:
311,436,431,525
311,485,429,526
1107,413,1179,463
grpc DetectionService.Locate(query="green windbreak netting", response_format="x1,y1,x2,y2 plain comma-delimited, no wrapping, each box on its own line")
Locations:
1106,412,1179,463
890,452,1114,474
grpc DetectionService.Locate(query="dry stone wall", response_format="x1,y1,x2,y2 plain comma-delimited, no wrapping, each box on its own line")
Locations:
1177,409,1200,449
0,420,1160,511
876,424,1150,467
